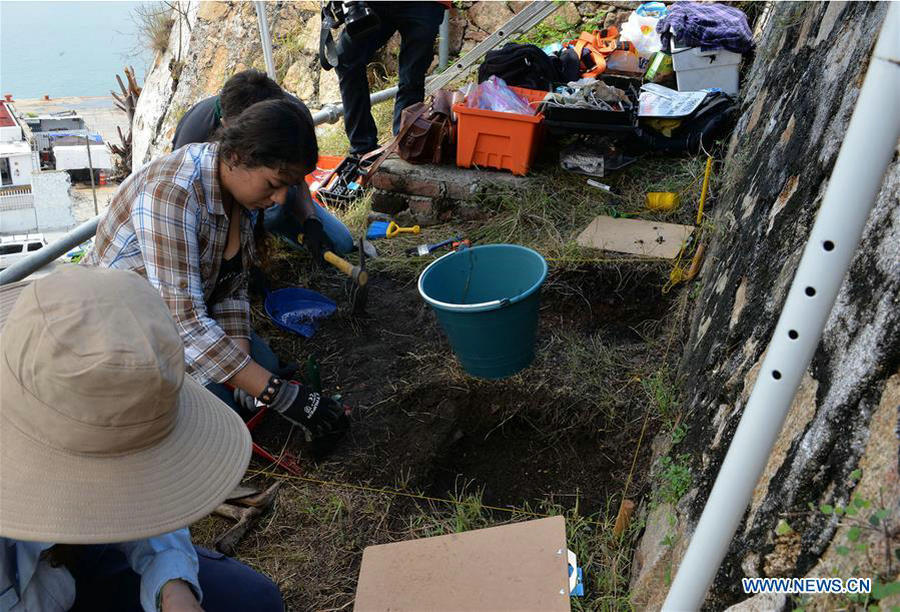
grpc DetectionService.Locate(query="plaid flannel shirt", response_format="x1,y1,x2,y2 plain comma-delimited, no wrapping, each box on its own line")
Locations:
83,143,255,385
657,2,754,55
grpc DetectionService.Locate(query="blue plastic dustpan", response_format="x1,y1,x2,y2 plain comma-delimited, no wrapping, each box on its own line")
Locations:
366,221,391,240
264,288,337,338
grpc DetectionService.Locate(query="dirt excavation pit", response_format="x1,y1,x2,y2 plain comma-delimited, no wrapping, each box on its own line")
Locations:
250,261,675,516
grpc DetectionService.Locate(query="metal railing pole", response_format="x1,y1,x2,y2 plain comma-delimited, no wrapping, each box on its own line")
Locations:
439,9,450,71
0,217,99,285
254,1,277,81
85,134,98,216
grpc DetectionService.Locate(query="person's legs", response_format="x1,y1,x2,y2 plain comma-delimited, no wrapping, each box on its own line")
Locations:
205,331,293,415
312,200,354,254
194,547,283,612
69,545,282,612
70,544,142,612
335,18,397,155
264,196,354,254
392,2,445,134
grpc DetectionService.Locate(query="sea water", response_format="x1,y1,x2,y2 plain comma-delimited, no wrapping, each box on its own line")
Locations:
0,1,152,99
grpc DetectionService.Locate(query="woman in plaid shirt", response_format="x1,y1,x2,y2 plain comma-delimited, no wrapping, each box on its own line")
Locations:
84,98,350,451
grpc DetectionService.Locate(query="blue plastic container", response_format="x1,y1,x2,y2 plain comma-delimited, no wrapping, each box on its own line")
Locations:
418,244,548,379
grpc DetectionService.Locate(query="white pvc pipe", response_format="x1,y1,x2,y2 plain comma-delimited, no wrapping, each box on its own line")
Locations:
254,2,277,81
664,4,900,610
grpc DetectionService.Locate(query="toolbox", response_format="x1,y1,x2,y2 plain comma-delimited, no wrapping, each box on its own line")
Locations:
540,76,641,135
315,155,373,208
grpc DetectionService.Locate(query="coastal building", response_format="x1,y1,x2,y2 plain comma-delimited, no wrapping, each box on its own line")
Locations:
23,110,112,179
0,101,76,236
0,102,33,187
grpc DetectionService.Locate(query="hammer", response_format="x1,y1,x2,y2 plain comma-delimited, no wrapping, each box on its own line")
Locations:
298,234,368,287
213,482,282,555
323,250,368,287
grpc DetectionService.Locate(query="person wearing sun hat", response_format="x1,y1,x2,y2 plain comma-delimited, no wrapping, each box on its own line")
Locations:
0,266,283,611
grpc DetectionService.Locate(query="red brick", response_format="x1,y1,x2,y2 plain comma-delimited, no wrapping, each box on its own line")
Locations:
408,196,438,226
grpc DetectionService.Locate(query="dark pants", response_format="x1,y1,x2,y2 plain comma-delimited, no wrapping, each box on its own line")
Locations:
70,545,283,612
335,1,445,154
206,331,288,416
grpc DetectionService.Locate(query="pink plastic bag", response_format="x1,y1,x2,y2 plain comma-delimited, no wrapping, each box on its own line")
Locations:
462,76,537,115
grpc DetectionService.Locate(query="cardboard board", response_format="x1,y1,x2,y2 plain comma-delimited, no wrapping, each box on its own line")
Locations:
576,215,694,259
354,516,570,612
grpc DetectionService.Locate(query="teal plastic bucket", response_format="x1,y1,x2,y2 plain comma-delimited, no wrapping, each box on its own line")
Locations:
418,244,548,379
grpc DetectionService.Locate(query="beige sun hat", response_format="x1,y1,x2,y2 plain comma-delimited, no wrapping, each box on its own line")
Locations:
0,265,251,544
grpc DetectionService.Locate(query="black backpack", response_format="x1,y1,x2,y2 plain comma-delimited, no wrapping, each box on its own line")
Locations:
636,93,738,154
477,43,561,91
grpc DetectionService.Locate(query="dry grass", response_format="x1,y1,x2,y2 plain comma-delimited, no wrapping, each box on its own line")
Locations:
193,476,640,611
133,2,175,56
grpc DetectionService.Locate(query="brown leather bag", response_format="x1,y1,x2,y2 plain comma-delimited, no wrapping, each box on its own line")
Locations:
397,90,455,165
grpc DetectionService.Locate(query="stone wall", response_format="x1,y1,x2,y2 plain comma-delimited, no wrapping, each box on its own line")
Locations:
131,1,634,170
629,3,899,609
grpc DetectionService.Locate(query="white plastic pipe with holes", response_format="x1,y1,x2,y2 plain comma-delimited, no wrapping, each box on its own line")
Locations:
663,4,900,610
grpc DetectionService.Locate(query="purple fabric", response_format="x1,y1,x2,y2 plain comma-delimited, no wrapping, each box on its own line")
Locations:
657,2,754,54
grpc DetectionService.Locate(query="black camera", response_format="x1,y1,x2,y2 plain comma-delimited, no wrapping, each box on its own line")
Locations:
325,1,380,39
320,0,381,70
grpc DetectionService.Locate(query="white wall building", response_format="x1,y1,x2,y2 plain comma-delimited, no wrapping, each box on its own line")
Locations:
0,102,32,187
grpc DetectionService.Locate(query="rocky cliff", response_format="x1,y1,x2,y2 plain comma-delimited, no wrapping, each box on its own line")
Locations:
130,0,634,169
630,3,899,609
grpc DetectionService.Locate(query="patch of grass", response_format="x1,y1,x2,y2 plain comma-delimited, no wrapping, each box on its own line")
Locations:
192,477,639,611
641,367,680,428
315,99,395,156
611,156,709,227
514,12,586,48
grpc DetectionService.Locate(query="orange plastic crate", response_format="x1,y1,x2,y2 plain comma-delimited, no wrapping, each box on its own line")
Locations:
453,86,547,176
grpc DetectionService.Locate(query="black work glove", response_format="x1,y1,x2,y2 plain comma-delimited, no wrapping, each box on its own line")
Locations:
301,217,329,265
258,375,350,443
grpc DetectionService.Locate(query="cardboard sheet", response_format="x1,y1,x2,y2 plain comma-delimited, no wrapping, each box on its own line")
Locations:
354,516,570,612
576,215,694,259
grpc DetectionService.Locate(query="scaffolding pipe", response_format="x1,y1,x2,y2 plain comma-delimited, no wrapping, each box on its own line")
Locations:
254,1,277,80
663,4,900,609
439,9,450,71
0,217,100,285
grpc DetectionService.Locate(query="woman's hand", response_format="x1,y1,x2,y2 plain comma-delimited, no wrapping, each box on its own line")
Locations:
160,579,203,611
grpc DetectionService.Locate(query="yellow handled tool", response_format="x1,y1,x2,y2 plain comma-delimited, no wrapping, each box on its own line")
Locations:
297,234,368,286
385,221,420,238
324,250,368,286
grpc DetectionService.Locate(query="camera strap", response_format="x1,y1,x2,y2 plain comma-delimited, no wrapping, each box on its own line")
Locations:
319,6,340,70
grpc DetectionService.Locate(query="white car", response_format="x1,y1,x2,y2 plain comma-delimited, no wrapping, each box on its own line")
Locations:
0,233,48,270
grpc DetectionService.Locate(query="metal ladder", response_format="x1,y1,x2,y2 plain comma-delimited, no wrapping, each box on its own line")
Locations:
426,1,561,94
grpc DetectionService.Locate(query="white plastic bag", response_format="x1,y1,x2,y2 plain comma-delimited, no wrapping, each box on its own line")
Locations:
620,12,662,58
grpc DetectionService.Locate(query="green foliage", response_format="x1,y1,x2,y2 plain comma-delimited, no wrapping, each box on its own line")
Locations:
655,454,692,506
810,483,898,610
671,423,689,446
775,519,793,536
513,11,587,48
641,367,680,428
872,580,900,601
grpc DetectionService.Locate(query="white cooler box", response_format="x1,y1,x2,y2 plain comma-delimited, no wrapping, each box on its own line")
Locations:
671,37,742,95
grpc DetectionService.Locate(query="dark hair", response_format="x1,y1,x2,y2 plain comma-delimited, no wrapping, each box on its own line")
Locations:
218,97,318,175
219,70,283,120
